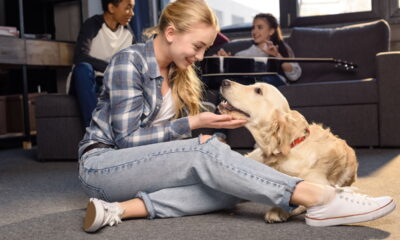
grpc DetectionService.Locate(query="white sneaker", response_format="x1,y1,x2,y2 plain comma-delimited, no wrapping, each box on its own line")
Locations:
83,198,124,232
305,186,396,227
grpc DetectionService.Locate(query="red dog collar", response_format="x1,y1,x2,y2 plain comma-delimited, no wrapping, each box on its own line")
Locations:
290,129,310,148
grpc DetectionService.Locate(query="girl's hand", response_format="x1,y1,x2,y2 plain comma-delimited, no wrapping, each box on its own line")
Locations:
199,134,213,144
198,134,227,144
260,41,281,57
189,112,247,130
216,48,231,56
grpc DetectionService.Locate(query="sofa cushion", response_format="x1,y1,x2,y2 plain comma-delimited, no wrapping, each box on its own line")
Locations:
279,78,378,107
293,104,379,146
287,20,390,83
36,94,81,118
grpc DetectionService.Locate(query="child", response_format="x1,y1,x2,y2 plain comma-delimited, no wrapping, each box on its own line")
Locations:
79,0,395,233
218,13,301,86
71,0,135,127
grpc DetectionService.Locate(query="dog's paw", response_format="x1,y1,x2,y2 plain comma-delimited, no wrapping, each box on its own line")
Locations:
264,207,290,223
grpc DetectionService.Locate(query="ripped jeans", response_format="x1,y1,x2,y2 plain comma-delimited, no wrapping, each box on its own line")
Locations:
78,136,302,219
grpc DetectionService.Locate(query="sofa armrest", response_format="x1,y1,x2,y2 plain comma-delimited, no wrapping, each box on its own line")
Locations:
376,51,400,146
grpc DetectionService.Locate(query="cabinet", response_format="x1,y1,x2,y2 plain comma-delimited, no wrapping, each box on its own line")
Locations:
0,0,78,149
0,36,75,148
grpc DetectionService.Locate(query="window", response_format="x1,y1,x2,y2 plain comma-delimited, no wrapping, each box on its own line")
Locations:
214,9,224,26
282,0,383,27
206,0,280,28
159,0,396,29
232,15,245,25
160,0,280,28
297,0,372,17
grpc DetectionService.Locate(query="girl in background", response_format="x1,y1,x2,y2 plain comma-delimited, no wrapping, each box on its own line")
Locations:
218,13,301,86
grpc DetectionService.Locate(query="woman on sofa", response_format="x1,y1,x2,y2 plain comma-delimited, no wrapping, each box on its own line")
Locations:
217,13,301,86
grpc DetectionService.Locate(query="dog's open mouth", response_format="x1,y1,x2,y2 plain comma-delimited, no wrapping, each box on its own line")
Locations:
218,99,250,118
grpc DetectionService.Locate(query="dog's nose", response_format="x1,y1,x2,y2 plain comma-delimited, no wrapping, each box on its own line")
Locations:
221,79,231,88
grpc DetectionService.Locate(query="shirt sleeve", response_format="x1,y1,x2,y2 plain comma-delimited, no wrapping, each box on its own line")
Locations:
73,16,109,72
105,51,192,149
283,43,302,82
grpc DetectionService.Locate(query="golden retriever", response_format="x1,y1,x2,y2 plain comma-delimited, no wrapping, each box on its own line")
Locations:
218,79,358,223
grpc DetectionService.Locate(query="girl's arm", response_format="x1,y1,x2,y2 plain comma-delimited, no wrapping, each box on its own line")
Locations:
73,15,109,72
281,43,302,82
106,51,192,149
261,41,302,81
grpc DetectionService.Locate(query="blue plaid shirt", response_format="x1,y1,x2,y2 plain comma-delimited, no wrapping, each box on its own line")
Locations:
78,38,192,158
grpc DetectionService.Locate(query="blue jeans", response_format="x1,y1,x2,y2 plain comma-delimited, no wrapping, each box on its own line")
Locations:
72,62,103,127
78,136,302,219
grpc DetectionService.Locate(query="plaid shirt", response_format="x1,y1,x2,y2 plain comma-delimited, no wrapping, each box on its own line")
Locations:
78,38,192,158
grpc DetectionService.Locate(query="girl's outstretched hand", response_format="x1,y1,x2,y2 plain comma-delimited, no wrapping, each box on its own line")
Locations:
260,41,281,57
189,112,247,130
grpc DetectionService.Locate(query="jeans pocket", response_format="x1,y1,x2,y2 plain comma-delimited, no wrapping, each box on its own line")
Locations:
79,176,108,201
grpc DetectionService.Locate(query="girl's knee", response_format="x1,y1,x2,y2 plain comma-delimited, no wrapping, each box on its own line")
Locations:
74,62,94,74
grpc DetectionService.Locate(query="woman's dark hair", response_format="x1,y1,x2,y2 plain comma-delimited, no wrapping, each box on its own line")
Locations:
101,0,123,12
253,13,289,58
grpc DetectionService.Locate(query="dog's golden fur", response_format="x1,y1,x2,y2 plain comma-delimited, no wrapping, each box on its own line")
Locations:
218,80,358,223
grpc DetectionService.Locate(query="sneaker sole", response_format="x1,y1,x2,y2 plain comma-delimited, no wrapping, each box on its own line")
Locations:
83,200,104,232
305,199,396,227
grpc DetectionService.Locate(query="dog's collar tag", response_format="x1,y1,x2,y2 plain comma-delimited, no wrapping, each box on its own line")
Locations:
290,129,310,148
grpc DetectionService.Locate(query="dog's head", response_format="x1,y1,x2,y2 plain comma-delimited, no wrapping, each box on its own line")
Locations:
218,79,290,123
218,80,309,156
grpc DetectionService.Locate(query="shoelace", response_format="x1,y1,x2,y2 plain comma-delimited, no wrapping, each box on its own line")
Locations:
334,186,372,205
103,203,123,227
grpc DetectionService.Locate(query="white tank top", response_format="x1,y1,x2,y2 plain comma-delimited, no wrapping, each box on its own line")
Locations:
152,89,175,126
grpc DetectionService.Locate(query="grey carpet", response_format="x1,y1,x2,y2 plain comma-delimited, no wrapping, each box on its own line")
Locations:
0,147,398,240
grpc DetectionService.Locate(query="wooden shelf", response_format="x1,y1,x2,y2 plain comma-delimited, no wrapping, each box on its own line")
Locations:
0,131,37,139
0,0,77,149
0,36,74,66
0,36,26,65
0,35,74,147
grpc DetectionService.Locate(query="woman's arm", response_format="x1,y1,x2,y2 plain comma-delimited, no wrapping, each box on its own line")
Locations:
106,51,192,149
189,112,247,130
281,43,302,82
73,15,109,72
260,41,301,81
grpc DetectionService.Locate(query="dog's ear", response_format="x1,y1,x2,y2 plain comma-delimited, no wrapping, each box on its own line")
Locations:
273,113,292,156
253,110,307,157
273,110,308,156
257,110,291,156
288,110,308,126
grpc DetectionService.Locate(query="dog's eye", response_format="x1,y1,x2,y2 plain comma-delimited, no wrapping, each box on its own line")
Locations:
255,88,263,95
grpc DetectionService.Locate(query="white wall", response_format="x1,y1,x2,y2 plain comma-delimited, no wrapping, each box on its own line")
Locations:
207,0,280,27
54,1,81,41
81,0,103,21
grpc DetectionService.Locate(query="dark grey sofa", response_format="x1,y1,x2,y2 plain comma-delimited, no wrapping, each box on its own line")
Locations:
205,19,400,148
35,19,400,160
